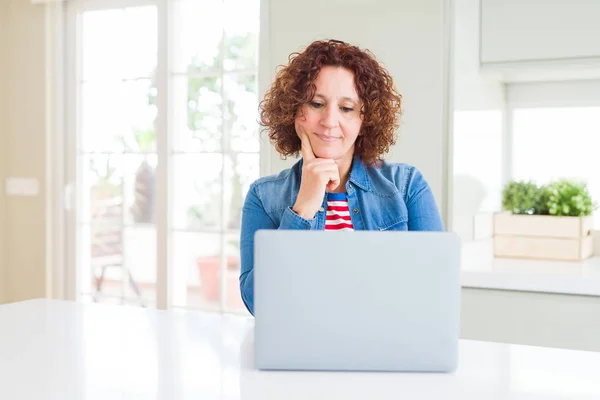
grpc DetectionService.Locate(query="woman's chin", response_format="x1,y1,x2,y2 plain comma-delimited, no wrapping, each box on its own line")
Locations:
313,148,343,160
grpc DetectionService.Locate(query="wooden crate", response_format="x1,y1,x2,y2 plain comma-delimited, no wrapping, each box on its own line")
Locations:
493,212,594,261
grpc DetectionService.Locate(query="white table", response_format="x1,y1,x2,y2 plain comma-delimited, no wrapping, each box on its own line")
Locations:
1,299,600,399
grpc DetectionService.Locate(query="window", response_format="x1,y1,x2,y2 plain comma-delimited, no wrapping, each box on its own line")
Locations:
452,80,600,268
507,80,600,228
68,0,259,314
511,107,600,226
453,110,503,215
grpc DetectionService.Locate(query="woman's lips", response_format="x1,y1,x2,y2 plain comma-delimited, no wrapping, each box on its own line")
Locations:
315,134,340,142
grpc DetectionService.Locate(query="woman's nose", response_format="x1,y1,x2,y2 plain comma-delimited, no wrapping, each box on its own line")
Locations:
320,106,340,129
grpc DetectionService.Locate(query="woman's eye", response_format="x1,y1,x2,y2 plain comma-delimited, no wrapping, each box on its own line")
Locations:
341,107,354,113
310,102,323,108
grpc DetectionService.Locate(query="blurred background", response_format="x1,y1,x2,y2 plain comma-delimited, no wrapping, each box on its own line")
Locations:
1,0,600,351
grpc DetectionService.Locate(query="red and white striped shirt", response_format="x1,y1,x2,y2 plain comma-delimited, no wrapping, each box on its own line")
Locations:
325,192,354,231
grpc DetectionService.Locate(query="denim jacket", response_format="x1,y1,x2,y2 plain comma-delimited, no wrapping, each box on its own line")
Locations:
239,155,444,315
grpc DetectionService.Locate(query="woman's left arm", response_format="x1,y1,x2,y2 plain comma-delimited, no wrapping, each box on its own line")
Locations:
404,166,445,231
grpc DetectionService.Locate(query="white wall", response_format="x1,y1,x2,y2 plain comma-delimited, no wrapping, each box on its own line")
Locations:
480,0,600,64
478,0,600,83
506,79,600,108
453,0,504,111
0,0,7,303
0,0,48,303
452,0,504,243
259,0,451,223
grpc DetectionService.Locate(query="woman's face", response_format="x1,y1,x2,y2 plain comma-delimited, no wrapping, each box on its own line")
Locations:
295,66,363,163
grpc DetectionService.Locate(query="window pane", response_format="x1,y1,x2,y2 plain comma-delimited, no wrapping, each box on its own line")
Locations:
81,80,157,152
223,0,259,71
453,110,503,214
91,154,158,304
81,154,123,224
172,154,223,230
172,0,223,73
121,6,157,79
79,222,156,307
81,81,123,152
172,232,222,310
224,74,259,152
123,154,157,225
75,0,260,313
78,154,156,307
123,226,156,307
81,220,120,302
172,75,223,152
512,107,600,225
224,153,259,230
82,9,125,81
82,6,157,81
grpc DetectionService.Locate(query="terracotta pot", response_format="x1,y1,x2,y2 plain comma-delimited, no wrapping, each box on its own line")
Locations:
196,256,242,308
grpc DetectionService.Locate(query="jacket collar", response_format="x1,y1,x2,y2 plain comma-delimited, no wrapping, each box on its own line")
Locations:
348,154,370,191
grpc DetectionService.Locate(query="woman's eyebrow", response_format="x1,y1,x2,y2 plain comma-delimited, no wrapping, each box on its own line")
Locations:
313,93,359,103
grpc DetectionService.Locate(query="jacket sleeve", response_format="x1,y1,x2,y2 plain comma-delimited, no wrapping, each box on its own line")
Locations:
239,182,317,315
404,166,445,231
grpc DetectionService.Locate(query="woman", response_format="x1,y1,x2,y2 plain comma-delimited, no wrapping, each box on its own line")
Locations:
239,39,444,315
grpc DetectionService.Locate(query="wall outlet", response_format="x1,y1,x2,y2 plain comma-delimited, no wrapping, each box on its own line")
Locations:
5,178,40,196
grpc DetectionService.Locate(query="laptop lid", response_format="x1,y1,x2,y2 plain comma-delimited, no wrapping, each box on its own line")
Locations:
253,230,461,372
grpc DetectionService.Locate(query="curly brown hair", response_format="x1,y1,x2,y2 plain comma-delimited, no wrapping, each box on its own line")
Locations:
259,39,402,165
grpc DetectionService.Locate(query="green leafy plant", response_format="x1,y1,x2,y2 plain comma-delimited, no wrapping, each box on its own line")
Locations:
502,179,597,217
544,179,598,217
536,185,551,215
502,180,542,215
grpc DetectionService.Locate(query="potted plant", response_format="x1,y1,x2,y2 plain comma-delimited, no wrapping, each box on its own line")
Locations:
196,239,241,307
501,180,546,215
187,201,242,307
494,179,598,261
545,179,597,217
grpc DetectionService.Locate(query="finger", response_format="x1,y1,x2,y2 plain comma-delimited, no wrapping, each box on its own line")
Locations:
315,165,340,191
307,158,337,168
310,163,338,178
327,163,341,190
296,123,316,162
326,173,341,191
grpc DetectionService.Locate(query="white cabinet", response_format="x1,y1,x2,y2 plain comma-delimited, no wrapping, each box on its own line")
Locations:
480,0,600,64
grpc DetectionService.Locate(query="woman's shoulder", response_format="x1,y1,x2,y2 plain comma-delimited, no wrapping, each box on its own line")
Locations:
367,160,426,197
251,160,301,187
247,160,302,204
373,160,419,175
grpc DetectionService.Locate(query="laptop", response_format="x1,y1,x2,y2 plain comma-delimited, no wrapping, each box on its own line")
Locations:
253,230,461,372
